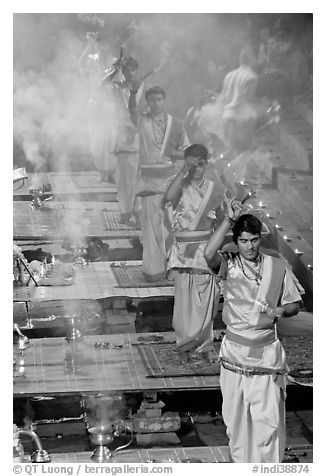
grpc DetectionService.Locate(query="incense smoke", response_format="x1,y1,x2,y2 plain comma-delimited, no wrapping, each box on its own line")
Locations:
13,13,255,172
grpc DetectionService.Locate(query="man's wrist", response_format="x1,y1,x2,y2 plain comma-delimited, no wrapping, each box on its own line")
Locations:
224,216,235,227
276,306,285,318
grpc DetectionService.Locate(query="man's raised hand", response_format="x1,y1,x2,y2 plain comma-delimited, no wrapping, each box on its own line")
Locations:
224,195,242,220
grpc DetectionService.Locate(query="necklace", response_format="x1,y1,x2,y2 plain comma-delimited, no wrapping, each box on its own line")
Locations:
193,177,205,191
239,254,263,285
151,114,167,145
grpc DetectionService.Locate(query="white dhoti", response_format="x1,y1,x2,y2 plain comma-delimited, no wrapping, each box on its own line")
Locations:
140,194,169,281
172,271,220,353
136,113,189,281
116,152,139,221
220,366,286,463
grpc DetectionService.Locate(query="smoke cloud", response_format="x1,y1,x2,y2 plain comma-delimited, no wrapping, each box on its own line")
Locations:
13,13,312,171
13,13,255,172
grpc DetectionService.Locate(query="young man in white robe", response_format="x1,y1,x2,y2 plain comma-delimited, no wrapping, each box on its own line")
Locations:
113,57,144,224
101,56,144,221
164,144,223,362
129,86,189,281
204,203,302,463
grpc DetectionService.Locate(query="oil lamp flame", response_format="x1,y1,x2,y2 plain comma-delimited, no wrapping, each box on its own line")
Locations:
283,235,293,242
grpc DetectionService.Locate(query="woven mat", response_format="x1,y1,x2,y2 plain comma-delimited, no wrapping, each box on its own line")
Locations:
137,341,221,378
136,335,313,383
102,210,140,230
280,335,313,385
111,264,173,288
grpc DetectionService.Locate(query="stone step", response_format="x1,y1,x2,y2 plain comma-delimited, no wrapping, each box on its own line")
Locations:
259,112,313,171
253,144,313,229
286,412,312,447
272,113,313,171
295,410,313,435
294,94,313,127
257,143,306,185
277,173,313,228
253,187,313,244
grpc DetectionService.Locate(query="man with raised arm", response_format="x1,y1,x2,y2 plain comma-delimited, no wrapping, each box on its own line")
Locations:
204,200,302,463
129,86,189,281
100,56,144,221
163,144,224,362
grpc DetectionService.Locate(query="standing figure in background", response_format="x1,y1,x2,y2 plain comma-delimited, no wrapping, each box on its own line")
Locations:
79,32,117,182
273,31,309,106
219,46,273,194
129,86,189,281
204,207,302,463
221,45,259,155
191,46,267,195
102,56,144,223
164,144,223,362
257,26,271,67
257,30,309,107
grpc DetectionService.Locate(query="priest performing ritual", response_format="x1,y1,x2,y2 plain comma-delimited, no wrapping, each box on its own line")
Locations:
129,86,189,281
204,202,303,463
164,144,224,363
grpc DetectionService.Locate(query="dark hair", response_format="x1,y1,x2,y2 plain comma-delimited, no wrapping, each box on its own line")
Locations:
123,56,138,70
145,86,166,101
232,214,262,244
184,144,208,161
